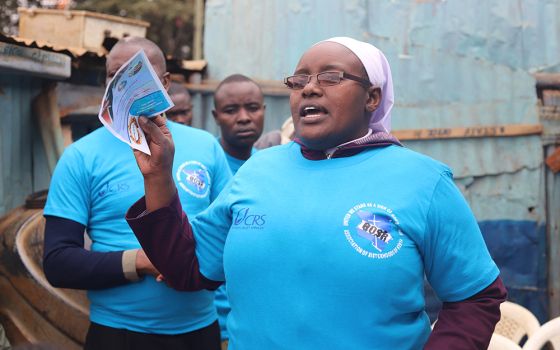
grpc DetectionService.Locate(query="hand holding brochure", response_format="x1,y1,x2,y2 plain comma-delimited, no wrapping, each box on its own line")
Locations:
98,49,174,154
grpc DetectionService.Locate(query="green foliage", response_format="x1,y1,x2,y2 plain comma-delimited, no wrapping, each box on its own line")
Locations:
0,0,18,35
1,0,44,35
74,0,195,59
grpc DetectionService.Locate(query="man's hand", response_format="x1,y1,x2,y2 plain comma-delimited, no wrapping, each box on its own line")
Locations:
135,249,161,277
134,115,177,212
134,115,174,179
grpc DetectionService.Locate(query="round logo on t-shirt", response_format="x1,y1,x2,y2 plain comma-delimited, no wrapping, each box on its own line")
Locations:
343,203,403,259
176,161,211,198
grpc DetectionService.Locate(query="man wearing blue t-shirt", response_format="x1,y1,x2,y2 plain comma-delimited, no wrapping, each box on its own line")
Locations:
167,81,194,126
211,74,265,342
212,74,265,174
43,37,231,350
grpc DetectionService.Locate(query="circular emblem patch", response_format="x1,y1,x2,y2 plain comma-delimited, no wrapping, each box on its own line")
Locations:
176,161,211,198
343,203,403,259
128,117,142,144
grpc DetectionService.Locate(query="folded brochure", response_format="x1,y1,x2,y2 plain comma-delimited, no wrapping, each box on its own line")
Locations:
98,49,174,155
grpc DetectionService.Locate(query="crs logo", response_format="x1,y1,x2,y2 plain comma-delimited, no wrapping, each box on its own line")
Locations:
233,208,266,229
176,161,211,198
98,181,130,197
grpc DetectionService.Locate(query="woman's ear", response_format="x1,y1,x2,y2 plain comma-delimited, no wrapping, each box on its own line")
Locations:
366,87,382,113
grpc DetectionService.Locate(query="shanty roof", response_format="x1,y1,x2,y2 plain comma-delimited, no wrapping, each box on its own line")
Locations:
0,32,104,58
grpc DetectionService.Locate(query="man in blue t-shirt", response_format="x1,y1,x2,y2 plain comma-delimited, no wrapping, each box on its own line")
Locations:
212,74,265,174
43,37,231,350
211,74,265,341
167,81,194,126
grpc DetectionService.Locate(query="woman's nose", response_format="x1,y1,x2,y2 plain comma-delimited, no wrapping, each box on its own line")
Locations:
301,76,323,97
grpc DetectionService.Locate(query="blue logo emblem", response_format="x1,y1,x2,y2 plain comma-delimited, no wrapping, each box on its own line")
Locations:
176,161,211,198
343,203,403,259
233,207,266,229
98,181,130,197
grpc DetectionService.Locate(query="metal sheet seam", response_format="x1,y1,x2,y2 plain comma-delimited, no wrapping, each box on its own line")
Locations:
454,164,542,181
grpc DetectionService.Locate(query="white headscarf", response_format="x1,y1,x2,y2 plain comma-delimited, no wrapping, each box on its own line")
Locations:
321,37,394,133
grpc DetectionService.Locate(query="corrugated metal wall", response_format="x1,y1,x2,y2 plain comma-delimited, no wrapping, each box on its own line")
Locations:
0,73,50,216
200,0,560,321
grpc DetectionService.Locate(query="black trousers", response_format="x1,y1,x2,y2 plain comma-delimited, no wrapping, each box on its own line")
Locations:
84,320,221,350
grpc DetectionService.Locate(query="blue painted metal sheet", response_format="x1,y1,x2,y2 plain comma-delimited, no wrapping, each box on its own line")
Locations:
203,0,554,141
481,220,548,322
0,72,48,216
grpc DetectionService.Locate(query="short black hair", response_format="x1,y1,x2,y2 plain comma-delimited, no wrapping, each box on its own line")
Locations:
168,81,191,97
214,74,263,107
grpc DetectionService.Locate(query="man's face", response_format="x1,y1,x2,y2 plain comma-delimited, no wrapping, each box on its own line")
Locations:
213,81,265,150
167,92,193,126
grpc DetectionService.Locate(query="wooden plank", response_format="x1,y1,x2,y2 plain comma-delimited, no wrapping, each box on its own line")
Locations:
546,144,560,318
193,0,204,60
61,124,73,148
535,72,560,87
181,59,207,71
392,124,543,141
0,42,70,79
33,83,65,173
186,80,290,96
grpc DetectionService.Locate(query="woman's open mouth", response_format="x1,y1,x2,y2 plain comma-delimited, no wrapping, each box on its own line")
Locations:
299,104,328,122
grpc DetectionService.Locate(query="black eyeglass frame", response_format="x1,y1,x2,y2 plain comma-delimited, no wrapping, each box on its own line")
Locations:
284,71,372,90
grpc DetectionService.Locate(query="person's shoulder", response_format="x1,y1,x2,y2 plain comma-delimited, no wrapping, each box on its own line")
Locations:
239,143,293,171
168,121,220,145
62,127,113,157
52,128,113,177
229,144,290,181
249,142,292,160
383,145,452,176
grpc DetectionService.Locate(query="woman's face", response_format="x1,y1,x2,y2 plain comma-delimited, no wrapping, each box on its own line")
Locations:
289,42,376,150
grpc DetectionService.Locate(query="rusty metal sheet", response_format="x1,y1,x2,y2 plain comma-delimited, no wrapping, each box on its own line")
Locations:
0,33,103,59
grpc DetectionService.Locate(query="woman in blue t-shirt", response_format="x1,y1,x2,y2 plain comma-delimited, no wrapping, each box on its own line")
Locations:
126,37,507,350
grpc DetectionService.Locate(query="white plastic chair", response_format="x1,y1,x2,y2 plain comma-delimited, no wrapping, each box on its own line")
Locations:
488,333,523,350
522,316,560,350
494,301,541,345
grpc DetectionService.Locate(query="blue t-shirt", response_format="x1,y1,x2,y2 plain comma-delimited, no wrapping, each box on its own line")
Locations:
44,121,232,334
215,147,257,340
192,143,499,349
223,148,257,175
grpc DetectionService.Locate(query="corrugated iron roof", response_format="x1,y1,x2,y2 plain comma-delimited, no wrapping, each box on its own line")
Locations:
0,33,209,79
0,32,104,58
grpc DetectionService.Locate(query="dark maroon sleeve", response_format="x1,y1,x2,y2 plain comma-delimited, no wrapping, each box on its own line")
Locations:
125,192,222,291
425,276,507,350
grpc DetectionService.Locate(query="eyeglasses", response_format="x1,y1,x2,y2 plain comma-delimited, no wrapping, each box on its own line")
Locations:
284,71,372,90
